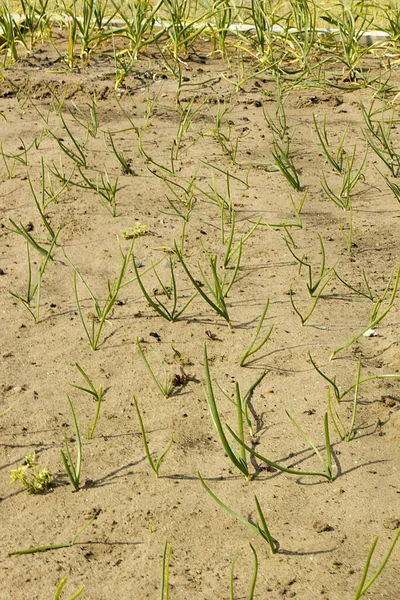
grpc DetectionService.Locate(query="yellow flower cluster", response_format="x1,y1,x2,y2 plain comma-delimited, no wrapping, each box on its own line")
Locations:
122,222,148,239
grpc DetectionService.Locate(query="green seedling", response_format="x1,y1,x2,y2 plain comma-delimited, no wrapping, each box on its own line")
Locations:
204,342,251,480
290,273,333,325
0,8,27,61
230,544,258,600
9,231,60,324
382,172,400,202
352,530,400,600
69,363,103,440
284,411,332,481
160,541,172,600
221,238,243,298
331,264,400,359
10,452,52,495
263,92,288,141
222,212,261,270
286,233,333,296
67,238,134,351
162,0,208,58
321,146,367,211
29,156,72,212
50,113,88,169
132,395,174,478
269,71,288,138
112,0,164,63
107,132,134,175
287,0,317,69
214,370,267,437
328,377,359,444
227,420,333,482
272,138,301,191
132,252,197,322
248,0,277,60
313,115,347,174
45,82,68,115
70,95,99,139
199,159,249,190
174,242,231,326
289,190,307,222
199,473,277,554
321,3,373,82
27,176,60,244
0,138,29,178
207,168,233,218
136,337,173,399
362,105,400,177
0,403,14,416
8,515,96,556
161,172,196,221
380,0,400,38
161,176,196,253
206,94,239,164
250,194,306,231
213,128,239,165
54,577,85,600
286,229,334,321
334,267,375,302
18,0,52,48
8,218,59,259
61,0,116,58
174,94,204,159
76,165,118,217
60,395,82,492
208,0,235,56
240,299,273,367
309,352,400,403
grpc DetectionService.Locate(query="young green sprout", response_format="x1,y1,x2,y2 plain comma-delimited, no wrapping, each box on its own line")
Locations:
203,342,250,480
8,515,97,556
53,577,85,600
132,395,174,478
240,298,273,366
230,544,258,600
174,242,231,327
69,363,103,440
160,541,172,600
60,395,82,492
198,473,277,554
352,530,400,600
331,264,400,359
67,237,134,351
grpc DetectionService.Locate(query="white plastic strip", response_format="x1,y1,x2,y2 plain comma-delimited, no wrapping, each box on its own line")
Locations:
0,13,394,49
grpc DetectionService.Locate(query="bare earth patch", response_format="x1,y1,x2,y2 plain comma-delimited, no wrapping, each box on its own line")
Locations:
0,31,400,600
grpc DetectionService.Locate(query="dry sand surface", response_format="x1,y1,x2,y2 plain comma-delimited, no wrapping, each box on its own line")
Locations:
0,31,399,600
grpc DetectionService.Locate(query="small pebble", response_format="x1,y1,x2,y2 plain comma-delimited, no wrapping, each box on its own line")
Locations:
383,518,400,530
313,521,333,533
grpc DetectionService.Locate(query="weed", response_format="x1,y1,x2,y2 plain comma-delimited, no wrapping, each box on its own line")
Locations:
10,452,52,494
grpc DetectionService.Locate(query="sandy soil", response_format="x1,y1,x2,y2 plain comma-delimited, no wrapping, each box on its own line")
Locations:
0,32,399,600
